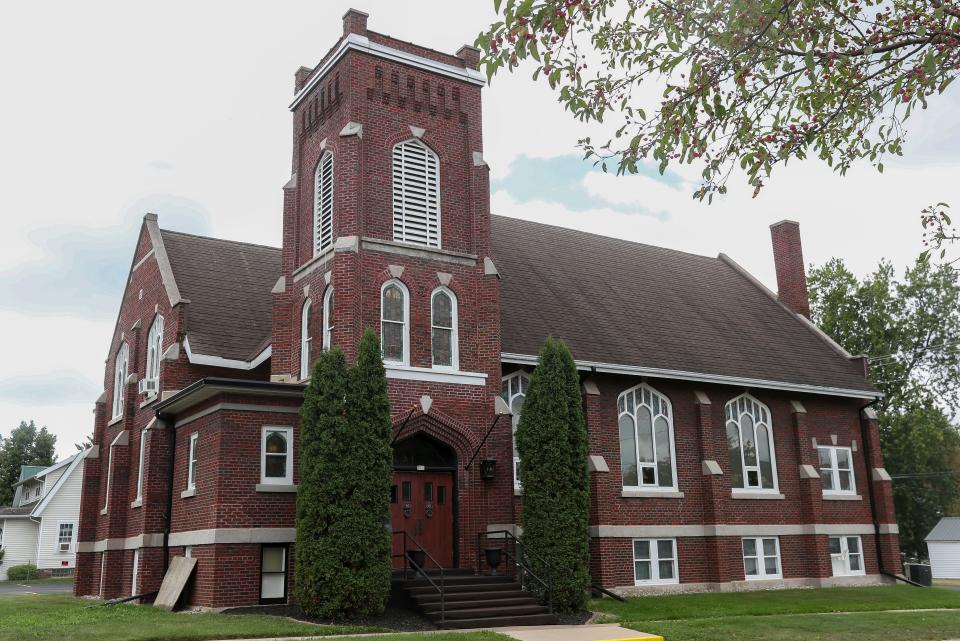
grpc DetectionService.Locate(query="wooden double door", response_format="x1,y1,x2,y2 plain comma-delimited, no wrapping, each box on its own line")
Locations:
390,470,454,569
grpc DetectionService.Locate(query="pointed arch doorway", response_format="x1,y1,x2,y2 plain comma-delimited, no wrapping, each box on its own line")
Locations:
391,433,457,569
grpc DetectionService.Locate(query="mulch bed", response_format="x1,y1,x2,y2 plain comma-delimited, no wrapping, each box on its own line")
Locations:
223,599,437,632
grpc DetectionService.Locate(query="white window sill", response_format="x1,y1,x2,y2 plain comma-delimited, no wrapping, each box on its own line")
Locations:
823,493,862,501
130,499,142,509
385,365,487,386
256,483,298,493
634,579,680,586
180,488,196,499
833,571,866,577
622,489,685,499
731,491,785,500
744,575,783,581
514,488,523,497
108,415,123,427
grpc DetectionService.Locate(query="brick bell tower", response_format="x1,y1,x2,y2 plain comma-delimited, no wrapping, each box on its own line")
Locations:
270,10,509,567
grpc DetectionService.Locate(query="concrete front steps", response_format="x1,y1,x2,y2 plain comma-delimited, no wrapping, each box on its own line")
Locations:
398,569,559,629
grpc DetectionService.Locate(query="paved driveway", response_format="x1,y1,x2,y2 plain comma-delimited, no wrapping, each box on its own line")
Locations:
0,580,73,595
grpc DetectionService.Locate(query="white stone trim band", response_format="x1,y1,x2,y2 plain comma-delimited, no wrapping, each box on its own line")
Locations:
589,523,898,538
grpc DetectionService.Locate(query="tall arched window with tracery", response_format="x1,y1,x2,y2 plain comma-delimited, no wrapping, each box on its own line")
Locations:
300,299,312,380
392,139,440,247
314,151,334,255
502,371,530,491
725,394,778,491
618,384,678,490
431,287,458,369
322,287,334,351
381,280,409,365
112,342,129,419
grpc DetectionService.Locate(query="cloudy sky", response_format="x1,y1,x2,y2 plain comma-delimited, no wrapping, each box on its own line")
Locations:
1,1,958,459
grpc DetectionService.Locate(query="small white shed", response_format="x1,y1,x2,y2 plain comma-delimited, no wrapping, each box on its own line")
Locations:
926,517,960,580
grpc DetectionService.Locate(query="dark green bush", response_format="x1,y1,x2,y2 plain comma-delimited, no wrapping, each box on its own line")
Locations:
294,330,392,618
7,564,40,581
516,338,591,612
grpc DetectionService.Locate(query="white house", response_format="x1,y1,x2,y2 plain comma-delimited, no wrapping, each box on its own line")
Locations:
0,451,88,580
927,517,960,581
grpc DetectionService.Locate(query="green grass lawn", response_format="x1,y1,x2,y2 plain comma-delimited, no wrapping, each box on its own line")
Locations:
591,585,960,641
590,585,960,622
0,594,379,641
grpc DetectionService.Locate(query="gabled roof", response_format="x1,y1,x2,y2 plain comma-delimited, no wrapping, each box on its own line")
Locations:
159,230,281,364
30,450,88,517
490,215,876,397
927,517,960,542
17,466,44,483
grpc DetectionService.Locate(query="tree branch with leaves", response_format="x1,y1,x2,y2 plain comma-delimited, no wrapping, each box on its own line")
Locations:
477,0,960,201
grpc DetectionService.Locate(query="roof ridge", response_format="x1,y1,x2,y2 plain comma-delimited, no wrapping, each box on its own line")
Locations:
160,228,281,252
489,214,719,262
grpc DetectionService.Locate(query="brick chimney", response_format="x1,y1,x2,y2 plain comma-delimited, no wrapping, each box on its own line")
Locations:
770,220,811,319
342,8,368,36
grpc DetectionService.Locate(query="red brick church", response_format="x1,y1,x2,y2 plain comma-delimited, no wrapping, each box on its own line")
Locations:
75,9,901,611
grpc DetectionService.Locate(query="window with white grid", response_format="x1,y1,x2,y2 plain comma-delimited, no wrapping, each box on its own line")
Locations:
392,139,440,247
314,151,334,255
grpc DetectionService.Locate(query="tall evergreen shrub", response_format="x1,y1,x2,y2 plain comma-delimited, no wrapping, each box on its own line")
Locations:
294,332,392,618
516,338,591,612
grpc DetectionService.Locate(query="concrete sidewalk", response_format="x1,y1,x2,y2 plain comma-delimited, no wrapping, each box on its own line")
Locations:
216,623,662,641
497,623,662,641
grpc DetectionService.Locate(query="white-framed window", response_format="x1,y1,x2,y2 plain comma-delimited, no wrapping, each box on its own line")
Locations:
819,446,856,495
830,536,865,576
261,426,293,485
742,537,782,580
381,280,409,365
260,544,288,604
112,342,129,419
187,433,199,490
57,522,75,553
618,384,678,491
131,548,140,597
392,138,440,247
501,372,530,490
725,394,778,491
431,287,458,370
300,298,313,380
103,445,115,512
322,287,335,350
633,538,678,585
135,426,149,502
144,314,164,391
314,151,334,255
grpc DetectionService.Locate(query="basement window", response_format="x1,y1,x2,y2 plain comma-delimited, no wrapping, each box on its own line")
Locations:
260,545,288,604
633,539,678,585
830,536,865,576
742,537,782,580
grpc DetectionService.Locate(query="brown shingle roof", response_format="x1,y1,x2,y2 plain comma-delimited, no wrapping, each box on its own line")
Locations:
160,230,281,362
490,215,875,395
155,217,874,396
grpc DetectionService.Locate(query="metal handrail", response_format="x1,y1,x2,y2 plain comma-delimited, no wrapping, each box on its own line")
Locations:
391,530,446,624
477,529,555,613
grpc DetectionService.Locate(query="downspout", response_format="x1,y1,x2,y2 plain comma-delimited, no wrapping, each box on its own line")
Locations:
858,397,921,586
156,409,177,575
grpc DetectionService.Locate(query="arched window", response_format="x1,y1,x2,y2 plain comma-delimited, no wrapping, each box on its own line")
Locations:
144,314,164,389
112,343,129,419
431,287,458,369
502,372,530,490
392,139,440,247
381,280,409,365
725,394,778,491
322,287,334,351
300,299,313,380
618,384,677,490
314,151,334,255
